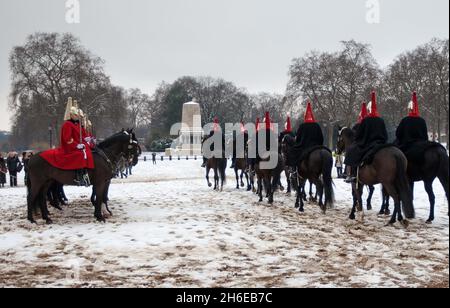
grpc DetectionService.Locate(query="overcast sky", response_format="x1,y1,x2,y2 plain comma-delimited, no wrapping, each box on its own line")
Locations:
0,0,448,131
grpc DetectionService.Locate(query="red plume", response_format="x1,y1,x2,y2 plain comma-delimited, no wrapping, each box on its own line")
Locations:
358,102,368,124
368,91,380,118
304,102,316,123
409,92,420,117
285,116,292,133
265,112,272,130
213,117,220,132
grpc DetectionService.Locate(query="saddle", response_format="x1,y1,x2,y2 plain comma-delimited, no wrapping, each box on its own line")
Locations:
301,146,331,163
402,141,446,164
360,143,393,166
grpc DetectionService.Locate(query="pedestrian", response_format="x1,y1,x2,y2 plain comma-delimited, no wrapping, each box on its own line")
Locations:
335,152,344,179
0,153,7,188
6,152,22,187
152,152,157,165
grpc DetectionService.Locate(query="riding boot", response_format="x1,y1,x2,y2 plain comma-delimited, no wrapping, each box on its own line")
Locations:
201,157,207,168
345,166,357,183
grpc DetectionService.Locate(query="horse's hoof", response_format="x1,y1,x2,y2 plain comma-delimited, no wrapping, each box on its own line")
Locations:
46,219,53,225
208,183,212,187
28,219,37,224
426,219,433,225
52,205,63,211
367,205,372,211
378,211,384,216
385,222,395,227
385,210,391,216
349,214,356,220
400,220,409,229
299,208,305,213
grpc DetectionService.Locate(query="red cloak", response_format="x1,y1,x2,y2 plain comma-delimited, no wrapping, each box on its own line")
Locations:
40,120,95,170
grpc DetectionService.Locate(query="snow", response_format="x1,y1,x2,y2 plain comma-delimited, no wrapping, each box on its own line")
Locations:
0,154,448,287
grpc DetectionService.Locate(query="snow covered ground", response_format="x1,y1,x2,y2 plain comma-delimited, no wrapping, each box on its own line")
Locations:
0,154,448,288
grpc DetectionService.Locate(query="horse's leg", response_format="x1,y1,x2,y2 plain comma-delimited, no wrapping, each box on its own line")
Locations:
424,181,436,224
206,166,212,188
102,181,113,217
366,185,375,211
258,177,263,202
299,179,306,212
240,170,245,188
214,167,219,191
317,180,325,214
235,168,239,189
91,186,96,207
39,183,53,224
268,177,274,204
286,170,291,194
245,172,251,191
437,162,449,216
349,182,358,220
94,182,106,222
384,184,403,226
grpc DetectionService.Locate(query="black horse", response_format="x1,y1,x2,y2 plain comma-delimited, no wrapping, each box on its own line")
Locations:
337,127,414,226
400,143,449,223
26,129,140,224
281,135,334,213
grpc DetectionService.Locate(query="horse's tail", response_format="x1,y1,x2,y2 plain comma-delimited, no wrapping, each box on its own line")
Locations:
219,158,227,185
321,150,335,207
436,146,449,209
395,153,415,219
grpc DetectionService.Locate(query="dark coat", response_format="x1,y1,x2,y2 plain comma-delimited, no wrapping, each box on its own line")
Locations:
345,117,388,166
255,129,278,162
6,156,22,173
0,157,6,184
287,123,324,166
395,116,443,164
395,116,428,150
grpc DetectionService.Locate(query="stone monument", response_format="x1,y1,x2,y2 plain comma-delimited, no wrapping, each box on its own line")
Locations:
165,100,203,156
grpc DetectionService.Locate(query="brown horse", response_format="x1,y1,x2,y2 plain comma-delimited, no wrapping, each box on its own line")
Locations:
205,157,227,191
234,156,251,191
253,153,284,204
26,130,141,224
337,127,414,226
281,135,334,213
336,127,390,214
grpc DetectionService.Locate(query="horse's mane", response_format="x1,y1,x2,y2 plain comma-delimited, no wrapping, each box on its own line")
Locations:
98,132,128,149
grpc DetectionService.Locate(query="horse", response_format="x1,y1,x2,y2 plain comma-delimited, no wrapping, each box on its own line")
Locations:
90,140,142,217
399,143,449,223
254,152,284,204
336,127,390,213
233,152,251,191
337,127,414,226
281,135,334,213
26,129,141,224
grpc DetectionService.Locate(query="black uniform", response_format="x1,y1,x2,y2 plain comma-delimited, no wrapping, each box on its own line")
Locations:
395,116,432,163
287,122,324,167
344,117,388,167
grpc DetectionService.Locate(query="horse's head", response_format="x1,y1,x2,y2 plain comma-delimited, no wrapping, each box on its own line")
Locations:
125,129,141,166
280,134,295,157
336,127,354,155
99,129,141,166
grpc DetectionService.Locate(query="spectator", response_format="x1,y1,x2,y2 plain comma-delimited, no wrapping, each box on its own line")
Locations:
0,153,7,188
335,152,344,179
7,152,22,187
152,152,157,165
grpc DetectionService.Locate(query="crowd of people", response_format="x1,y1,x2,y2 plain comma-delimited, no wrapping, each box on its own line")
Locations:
0,151,33,188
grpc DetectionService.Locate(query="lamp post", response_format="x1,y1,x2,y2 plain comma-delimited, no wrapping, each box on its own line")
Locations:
48,125,53,149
